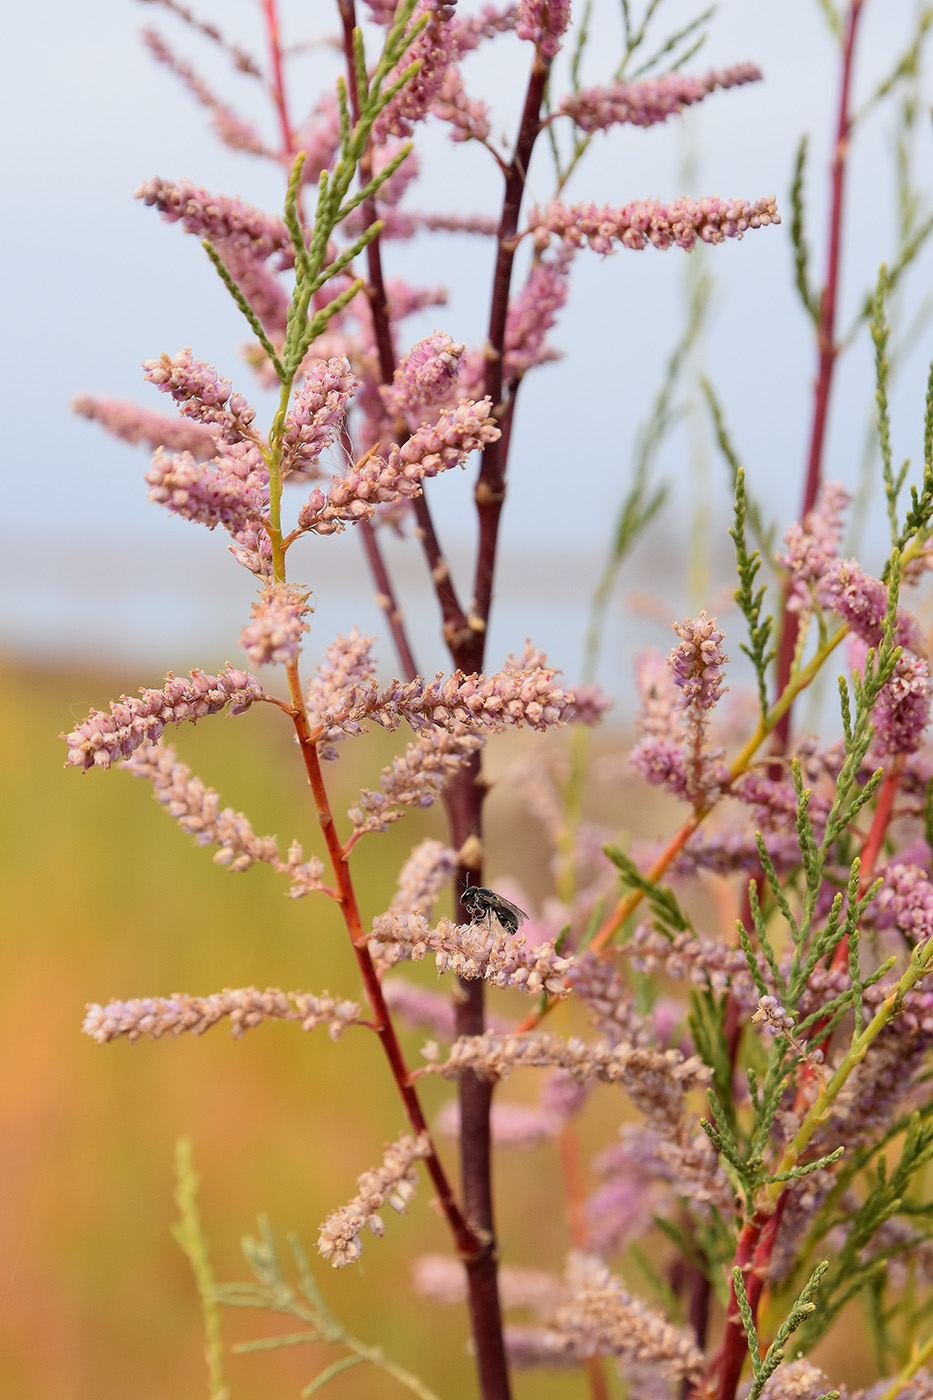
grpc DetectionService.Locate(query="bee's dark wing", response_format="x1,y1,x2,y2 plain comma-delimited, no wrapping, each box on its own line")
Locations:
495,896,528,928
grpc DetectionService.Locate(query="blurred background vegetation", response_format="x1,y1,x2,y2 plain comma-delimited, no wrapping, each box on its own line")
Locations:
2,657,881,1399
2,655,622,1400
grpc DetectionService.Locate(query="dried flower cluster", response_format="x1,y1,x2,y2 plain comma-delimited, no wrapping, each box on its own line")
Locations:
318,1132,431,1267
83,988,361,1044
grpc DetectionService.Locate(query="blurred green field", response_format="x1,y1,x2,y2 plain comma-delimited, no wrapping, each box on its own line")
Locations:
1,655,595,1400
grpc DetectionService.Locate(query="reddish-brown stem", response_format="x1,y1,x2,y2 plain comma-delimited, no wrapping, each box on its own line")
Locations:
773,0,864,752
707,1195,788,1400
261,0,294,159
333,10,537,1395
468,55,550,644
283,659,479,1254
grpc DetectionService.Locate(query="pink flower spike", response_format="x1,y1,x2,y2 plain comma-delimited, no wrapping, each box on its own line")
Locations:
281,357,360,478
777,480,850,612
240,585,313,667
670,612,728,714
145,447,268,535
72,395,218,459
559,64,762,133
297,400,500,536
136,177,293,267
62,665,266,771
873,653,932,757
516,0,571,57
318,1132,431,1267
504,252,572,382
142,348,258,446
529,193,780,255
379,332,466,420
431,69,492,143
818,558,920,652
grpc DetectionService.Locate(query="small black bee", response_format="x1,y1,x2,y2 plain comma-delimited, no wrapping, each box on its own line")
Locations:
460,877,528,936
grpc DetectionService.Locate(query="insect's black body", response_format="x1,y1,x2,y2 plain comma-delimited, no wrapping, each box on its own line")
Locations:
460,882,528,936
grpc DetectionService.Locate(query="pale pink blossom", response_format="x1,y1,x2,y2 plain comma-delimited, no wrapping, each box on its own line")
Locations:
873,652,932,757
297,398,500,535
83,987,359,1044
529,193,780,254
63,666,266,771
136,177,293,266
143,348,258,445
379,332,465,420
72,394,218,458
370,912,574,997
316,657,575,740
349,727,484,834
427,1031,710,1100
373,0,458,142
516,0,571,57
240,585,313,667
122,741,326,894
145,447,267,534
305,628,379,750
777,479,849,611
431,69,491,142
281,357,360,477
526,1254,704,1376
559,64,762,132
670,611,728,713
818,557,920,651
504,252,572,381
318,1132,431,1267
142,28,269,156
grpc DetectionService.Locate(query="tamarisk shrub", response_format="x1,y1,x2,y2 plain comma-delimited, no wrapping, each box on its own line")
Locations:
66,3,933,1399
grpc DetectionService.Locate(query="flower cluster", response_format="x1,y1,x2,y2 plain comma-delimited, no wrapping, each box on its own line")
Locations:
145,444,268,536
142,348,258,445
529,193,780,254
72,394,218,458
122,742,327,895
239,584,313,668
379,331,465,420
630,613,731,806
559,63,762,132
516,0,571,58
427,1030,710,1097
316,658,575,739
83,987,360,1044
63,666,266,771
515,1253,704,1378
370,914,574,998
348,727,484,835
318,1132,431,1267
777,480,849,611
503,251,573,382
135,177,293,266
280,357,360,477
297,397,500,535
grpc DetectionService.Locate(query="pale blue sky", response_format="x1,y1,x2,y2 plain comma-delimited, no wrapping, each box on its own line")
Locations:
4,0,933,706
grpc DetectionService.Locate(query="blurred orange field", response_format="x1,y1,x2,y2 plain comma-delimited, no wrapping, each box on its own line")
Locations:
0,656,589,1400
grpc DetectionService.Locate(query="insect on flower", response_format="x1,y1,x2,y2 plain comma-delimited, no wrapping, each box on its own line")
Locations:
459,877,528,936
